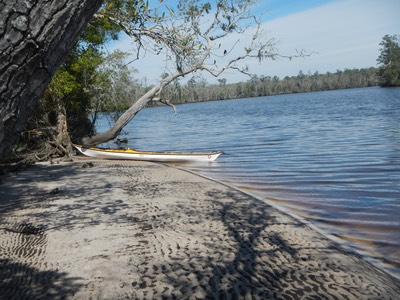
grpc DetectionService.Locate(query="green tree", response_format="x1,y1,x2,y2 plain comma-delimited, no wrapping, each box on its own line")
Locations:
0,0,103,161
15,2,126,162
377,34,400,87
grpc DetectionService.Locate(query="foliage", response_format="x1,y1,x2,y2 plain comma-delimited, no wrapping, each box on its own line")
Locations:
85,50,142,124
17,48,104,162
28,1,133,135
15,2,128,162
158,67,379,104
377,34,400,87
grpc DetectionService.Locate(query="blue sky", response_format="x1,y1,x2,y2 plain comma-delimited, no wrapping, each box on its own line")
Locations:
250,0,400,81
256,0,334,21
108,0,400,84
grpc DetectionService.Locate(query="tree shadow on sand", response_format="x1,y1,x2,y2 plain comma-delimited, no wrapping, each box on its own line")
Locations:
2,161,399,299
0,258,83,300
204,189,302,299
0,163,99,299
154,187,400,299
0,162,136,232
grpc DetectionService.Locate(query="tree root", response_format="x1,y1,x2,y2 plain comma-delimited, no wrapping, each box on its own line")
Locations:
8,138,73,165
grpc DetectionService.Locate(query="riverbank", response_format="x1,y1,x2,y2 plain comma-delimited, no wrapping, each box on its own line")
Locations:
1,157,399,299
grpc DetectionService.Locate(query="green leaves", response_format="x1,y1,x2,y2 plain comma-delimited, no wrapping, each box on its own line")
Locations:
377,34,400,86
49,70,79,98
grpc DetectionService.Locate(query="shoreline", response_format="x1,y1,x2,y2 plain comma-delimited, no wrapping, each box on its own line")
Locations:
173,164,400,280
1,157,399,299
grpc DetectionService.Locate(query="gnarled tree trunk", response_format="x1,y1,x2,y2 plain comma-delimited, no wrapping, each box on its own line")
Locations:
0,0,103,161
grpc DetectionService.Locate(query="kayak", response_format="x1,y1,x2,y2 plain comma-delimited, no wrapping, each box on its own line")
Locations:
73,145,223,162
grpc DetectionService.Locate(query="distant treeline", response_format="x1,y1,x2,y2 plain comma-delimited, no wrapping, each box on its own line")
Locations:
159,67,379,105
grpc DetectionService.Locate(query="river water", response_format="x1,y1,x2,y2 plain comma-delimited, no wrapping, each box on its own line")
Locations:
96,87,400,278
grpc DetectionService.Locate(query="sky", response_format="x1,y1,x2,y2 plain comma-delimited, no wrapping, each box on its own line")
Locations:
107,0,400,84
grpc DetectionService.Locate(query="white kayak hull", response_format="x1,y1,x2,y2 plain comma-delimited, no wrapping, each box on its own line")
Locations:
73,145,223,162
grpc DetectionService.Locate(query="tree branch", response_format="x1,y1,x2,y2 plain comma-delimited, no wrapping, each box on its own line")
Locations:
82,0,311,146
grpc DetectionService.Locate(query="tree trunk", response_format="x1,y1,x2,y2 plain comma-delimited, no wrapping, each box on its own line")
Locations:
55,98,73,158
82,64,200,146
0,0,103,161
82,85,162,146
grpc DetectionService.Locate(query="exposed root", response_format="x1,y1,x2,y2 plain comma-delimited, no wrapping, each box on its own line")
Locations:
7,128,73,165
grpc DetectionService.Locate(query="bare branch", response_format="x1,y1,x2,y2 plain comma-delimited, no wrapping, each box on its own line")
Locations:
83,0,311,146
159,99,177,115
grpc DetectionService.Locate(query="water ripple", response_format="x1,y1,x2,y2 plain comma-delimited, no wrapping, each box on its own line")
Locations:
97,87,400,278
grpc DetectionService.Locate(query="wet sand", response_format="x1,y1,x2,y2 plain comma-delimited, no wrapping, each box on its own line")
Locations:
0,158,399,299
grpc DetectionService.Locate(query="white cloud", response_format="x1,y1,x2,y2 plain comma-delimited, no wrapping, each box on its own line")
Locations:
253,0,400,78
108,0,400,84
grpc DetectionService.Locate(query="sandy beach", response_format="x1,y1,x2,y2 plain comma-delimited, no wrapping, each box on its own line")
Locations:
1,158,399,299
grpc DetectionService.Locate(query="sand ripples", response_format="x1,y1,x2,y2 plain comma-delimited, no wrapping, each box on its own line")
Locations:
1,160,399,298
